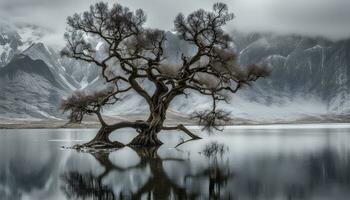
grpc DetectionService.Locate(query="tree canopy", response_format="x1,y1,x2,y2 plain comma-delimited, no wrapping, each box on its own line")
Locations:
61,1,269,148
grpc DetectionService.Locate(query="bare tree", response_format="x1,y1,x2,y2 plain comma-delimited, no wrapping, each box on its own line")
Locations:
61,2,269,148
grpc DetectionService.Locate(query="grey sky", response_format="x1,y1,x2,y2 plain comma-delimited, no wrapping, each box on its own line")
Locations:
1,0,350,47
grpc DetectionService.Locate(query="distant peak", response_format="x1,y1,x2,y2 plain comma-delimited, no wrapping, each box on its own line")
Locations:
25,42,45,50
23,42,51,55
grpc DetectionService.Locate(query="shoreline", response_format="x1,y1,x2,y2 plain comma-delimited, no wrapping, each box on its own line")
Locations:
1,113,349,129
1,118,349,129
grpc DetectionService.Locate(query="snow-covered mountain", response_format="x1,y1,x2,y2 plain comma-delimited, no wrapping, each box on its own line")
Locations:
0,21,51,68
0,23,22,67
0,24,349,121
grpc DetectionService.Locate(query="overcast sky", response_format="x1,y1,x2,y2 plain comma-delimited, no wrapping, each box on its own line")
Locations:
1,0,350,47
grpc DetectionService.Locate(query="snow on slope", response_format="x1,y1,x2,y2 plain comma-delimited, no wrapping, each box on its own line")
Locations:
0,56,69,118
22,43,80,91
0,20,51,67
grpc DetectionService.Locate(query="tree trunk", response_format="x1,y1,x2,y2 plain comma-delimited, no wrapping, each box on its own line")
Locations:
129,104,166,147
128,118,164,146
128,128,163,147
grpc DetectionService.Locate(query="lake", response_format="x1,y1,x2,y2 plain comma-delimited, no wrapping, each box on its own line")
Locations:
1,124,350,200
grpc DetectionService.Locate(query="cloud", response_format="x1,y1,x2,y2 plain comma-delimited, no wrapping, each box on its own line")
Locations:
1,0,349,47
229,0,350,40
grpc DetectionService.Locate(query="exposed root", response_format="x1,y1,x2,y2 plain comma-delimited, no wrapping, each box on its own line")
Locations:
128,132,163,147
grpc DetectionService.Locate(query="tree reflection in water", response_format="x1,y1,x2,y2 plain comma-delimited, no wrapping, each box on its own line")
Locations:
60,142,350,200
197,142,231,199
3,130,350,199
61,142,231,200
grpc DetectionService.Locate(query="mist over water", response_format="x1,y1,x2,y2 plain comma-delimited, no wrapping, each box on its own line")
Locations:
1,126,350,199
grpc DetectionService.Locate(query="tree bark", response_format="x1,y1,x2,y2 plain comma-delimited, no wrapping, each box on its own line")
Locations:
128,129,163,147
128,103,167,147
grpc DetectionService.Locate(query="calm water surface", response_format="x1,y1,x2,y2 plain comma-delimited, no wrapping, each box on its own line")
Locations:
1,124,350,200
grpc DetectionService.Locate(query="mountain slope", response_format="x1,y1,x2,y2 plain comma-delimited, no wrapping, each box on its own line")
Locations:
22,43,80,91
234,33,350,114
0,55,69,118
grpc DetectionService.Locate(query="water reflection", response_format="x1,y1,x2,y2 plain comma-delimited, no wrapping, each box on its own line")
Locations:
1,128,350,199
0,130,60,200
183,142,232,199
61,144,230,199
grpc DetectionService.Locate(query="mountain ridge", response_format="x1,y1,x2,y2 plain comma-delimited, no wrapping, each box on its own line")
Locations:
0,26,349,121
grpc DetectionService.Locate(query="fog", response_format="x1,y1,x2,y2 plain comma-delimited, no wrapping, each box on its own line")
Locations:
1,0,350,47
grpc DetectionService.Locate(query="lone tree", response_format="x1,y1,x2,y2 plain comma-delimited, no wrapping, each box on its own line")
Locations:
61,2,269,148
